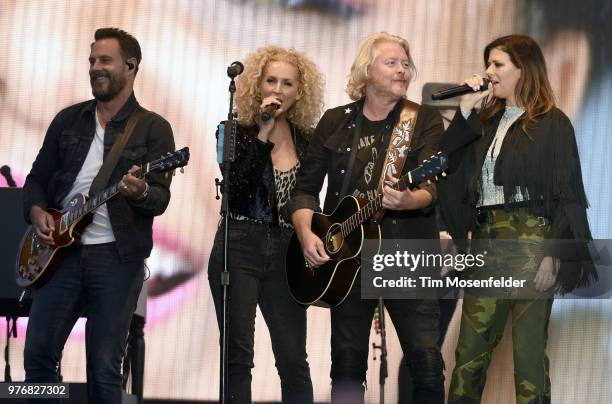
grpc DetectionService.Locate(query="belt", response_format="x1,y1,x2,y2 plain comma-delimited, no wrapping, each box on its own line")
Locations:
226,213,293,229
476,201,528,211
475,206,550,227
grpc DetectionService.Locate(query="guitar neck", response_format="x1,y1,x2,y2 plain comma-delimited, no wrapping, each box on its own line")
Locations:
340,195,382,236
340,173,411,236
65,167,146,226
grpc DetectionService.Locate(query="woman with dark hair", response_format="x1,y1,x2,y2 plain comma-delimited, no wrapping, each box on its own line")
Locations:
208,45,324,404
439,34,596,403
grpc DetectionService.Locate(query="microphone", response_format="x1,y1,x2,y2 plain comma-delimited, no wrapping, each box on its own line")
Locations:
226,61,244,78
431,78,491,101
261,103,280,122
0,165,17,187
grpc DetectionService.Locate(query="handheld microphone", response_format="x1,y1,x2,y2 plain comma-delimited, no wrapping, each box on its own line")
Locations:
431,78,491,101
0,165,17,187
227,61,244,78
261,103,280,122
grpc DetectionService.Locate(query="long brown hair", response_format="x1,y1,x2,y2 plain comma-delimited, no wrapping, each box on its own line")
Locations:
480,35,555,133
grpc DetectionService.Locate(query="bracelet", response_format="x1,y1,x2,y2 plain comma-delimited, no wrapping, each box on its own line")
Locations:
133,182,149,201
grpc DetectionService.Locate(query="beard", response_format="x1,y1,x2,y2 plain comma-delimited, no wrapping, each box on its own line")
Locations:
90,70,126,102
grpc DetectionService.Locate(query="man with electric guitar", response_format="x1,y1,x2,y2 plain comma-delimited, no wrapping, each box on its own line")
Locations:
21,28,178,404
285,32,446,403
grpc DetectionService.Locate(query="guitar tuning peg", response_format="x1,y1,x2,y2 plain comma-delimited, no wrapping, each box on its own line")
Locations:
427,179,431,184
441,172,447,177
435,176,439,181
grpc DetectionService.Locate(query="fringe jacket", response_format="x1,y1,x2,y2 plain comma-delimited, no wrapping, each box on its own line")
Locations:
438,107,597,293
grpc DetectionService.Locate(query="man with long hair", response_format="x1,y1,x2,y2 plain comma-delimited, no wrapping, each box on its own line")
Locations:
287,32,445,404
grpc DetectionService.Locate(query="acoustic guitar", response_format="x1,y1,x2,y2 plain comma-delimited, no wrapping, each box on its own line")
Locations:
285,152,448,307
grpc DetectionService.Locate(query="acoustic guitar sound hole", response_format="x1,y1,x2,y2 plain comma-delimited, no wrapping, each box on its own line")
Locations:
325,223,344,254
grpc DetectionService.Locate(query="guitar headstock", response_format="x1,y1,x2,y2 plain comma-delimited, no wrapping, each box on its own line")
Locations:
146,147,190,175
405,152,449,185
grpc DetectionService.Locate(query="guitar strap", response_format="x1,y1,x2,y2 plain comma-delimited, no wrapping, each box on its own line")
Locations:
372,99,420,224
89,110,145,195
339,111,363,199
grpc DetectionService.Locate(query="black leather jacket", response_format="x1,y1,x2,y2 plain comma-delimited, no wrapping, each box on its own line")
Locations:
217,122,310,225
23,93,175,262
285,99,444,239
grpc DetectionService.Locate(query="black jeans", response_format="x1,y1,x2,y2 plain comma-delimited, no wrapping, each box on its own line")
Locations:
398,296,459,404
24,242,144,404
330,278,445,404
208,219,313,404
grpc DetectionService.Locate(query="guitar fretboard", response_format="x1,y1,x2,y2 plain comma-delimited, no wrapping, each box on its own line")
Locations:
62,168,145,229
339,175,409,237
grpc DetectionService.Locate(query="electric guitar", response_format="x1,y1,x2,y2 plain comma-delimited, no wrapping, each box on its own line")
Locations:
15,147,190,289
285,152,448,307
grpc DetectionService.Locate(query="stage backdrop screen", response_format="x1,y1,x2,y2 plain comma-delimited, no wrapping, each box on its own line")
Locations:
1,1,610,402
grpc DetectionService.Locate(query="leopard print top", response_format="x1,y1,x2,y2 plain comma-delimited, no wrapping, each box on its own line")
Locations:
274,162,300,228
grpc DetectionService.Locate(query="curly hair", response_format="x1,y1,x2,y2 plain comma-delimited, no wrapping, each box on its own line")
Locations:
346,32,416,101
234,46,324,132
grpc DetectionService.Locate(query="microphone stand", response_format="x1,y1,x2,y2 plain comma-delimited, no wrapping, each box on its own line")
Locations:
1,165,30,306
2,165,21,383
215,64,240,404
4,316,17,382
372,297,388,404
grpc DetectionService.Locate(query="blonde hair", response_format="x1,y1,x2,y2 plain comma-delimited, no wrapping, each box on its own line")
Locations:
234,46,324,131
346,32,416,101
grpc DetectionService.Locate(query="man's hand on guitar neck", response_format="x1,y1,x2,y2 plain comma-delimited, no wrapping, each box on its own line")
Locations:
382,174,433,211
30,205,55,246
119,165,148,200
292,208,330,268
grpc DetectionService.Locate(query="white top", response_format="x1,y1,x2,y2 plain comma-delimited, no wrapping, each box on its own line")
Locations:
476,106,526,207
61,111,115,244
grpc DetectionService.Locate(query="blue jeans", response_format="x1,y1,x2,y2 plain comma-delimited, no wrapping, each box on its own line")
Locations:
24,242,144,404
329,277,445,404
208,219,313,404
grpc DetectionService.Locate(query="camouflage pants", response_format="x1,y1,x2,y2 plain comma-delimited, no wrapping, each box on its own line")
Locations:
448,297,553,404
448,207,554,404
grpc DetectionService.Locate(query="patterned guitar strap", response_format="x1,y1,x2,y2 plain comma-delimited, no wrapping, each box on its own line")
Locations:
371,99,420,224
